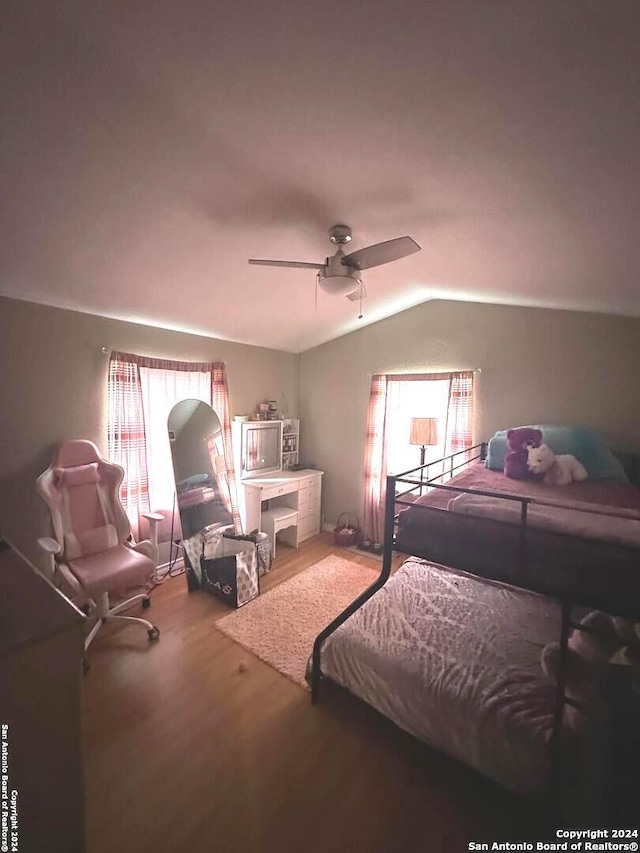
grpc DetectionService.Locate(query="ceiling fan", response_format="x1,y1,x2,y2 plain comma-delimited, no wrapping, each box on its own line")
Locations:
248,224,421,305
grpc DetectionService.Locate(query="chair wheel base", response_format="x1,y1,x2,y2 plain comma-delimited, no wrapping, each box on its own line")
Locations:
142,597,151,610
148,626,160,641
82,658,91,675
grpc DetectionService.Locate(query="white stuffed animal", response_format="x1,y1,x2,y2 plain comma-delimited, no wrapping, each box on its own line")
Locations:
527,443,588,485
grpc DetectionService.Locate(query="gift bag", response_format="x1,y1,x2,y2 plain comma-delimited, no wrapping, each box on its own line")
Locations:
200,533,259,608
222,529,272,576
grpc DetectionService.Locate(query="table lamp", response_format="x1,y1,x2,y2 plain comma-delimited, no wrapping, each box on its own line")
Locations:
409,417,439,491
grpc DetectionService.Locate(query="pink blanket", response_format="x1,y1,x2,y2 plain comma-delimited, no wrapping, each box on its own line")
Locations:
401,462,640,518
448,492,640,547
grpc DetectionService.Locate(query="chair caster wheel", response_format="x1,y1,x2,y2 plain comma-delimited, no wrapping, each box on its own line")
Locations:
148,626,160,641
82,658,91,675
142,597,151,610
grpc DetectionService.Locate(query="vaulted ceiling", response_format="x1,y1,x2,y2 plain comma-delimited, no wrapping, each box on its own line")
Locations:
1,1,639,352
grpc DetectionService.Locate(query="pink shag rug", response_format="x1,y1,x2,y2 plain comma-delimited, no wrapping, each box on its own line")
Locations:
215,555,378,689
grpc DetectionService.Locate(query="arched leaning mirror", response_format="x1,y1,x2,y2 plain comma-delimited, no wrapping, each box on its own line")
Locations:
168,400,234,583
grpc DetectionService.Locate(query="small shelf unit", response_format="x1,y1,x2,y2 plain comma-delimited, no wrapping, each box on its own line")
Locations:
282,418,300,471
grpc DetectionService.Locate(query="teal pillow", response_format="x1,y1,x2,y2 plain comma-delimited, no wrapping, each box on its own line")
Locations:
485,431,506,471
485,425,628,482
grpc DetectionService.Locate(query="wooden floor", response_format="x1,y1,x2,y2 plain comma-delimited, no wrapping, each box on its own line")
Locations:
83,535,548,853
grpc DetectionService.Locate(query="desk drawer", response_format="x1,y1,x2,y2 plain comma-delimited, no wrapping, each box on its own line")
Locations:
299,515,321,541
298,499,320,521
298,474,322,491
298,482,321,506
261,482,296,502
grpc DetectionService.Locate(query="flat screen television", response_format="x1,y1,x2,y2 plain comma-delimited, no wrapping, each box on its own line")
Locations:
241,421,282,478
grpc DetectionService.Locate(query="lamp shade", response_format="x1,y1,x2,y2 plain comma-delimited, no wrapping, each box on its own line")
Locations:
409,417,439,447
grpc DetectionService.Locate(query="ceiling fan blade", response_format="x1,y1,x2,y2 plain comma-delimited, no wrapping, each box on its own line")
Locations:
248,259,324,270
341,236,421,271
346,283,367,301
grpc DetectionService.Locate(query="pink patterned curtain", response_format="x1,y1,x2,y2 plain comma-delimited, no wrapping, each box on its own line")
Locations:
211,363,243,534
107,353,151,539
445,371,475,460
362,374,389,544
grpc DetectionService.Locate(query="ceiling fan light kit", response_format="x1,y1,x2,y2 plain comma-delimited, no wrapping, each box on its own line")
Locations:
318,248,362,296
248,223,421,311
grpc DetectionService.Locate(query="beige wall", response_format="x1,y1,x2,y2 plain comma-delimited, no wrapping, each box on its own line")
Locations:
3,294,639,562
299,300,640,529
0,296,298,565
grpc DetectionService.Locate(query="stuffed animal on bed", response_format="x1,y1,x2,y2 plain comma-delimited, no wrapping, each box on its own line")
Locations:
503,427,543,480
541,611,639,727
610,619,640,667
541,611,621,687
527,443,588,486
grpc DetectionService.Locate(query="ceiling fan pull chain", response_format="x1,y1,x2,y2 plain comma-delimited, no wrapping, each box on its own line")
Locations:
358,285,364,320
315,273,319,310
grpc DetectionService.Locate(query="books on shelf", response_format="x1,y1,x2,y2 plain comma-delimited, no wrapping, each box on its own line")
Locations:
281,418,299,470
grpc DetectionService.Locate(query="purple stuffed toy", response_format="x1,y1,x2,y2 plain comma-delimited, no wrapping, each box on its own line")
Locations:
504,427,543,480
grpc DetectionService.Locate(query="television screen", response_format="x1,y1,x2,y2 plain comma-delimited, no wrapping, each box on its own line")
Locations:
244,423,281,475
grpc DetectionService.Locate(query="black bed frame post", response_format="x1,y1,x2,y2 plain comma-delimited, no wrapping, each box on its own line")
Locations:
310,615,323,703
548,595,572,811
310,476,397,705
381,475,396,583
518,500,528,578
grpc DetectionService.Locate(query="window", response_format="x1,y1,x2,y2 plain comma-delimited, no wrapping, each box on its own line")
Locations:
139,365,211,519
107,352,241,542
385,378,450,479
362,371,474,543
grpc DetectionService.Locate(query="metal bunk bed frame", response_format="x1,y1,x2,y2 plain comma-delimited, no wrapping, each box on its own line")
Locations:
310,443,640,812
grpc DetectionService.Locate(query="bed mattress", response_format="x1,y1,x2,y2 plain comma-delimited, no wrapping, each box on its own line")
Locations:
398,461,640,516
395,464,640,609
319,558,563,797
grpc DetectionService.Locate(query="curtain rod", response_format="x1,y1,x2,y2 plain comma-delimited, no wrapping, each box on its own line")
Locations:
366,368,482,377
100,347,482,374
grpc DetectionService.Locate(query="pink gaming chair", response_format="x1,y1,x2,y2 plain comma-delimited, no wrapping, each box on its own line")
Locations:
37,440,161,660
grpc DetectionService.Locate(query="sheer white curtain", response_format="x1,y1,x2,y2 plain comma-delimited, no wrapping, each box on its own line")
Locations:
139,367,211,518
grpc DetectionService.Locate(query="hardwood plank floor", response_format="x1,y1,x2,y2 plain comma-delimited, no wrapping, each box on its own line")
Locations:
83,535,548,853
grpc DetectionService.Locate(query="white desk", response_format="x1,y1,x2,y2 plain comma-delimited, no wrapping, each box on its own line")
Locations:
239,469,323,547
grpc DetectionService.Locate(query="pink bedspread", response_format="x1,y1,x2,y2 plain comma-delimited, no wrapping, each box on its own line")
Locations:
448,492,640,547
395,462,640,609
320,558,601,804
401,462,640,517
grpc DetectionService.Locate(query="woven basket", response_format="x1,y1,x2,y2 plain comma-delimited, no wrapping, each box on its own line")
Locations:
333,512,361,547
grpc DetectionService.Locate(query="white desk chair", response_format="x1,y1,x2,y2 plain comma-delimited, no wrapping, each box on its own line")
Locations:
261,507,298,560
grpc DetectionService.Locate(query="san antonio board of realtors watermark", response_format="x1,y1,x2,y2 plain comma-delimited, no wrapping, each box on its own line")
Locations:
467,830,639,852
1,725,18,853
